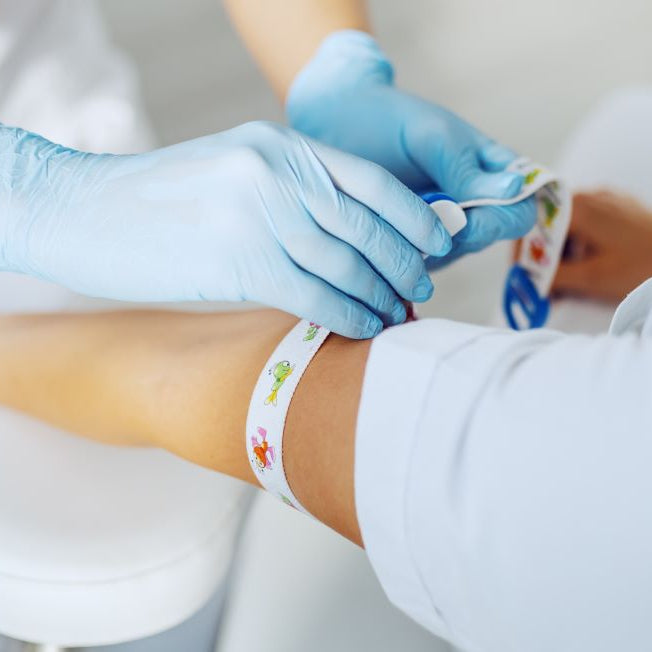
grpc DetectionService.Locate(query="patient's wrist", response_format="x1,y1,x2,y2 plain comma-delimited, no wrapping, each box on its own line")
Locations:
150,309,300,483
190,308,369,543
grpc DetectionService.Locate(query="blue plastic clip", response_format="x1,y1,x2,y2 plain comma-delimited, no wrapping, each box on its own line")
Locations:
419,191,455,204
503,264,549,330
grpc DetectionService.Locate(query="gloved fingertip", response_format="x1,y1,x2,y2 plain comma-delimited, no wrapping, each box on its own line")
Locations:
478,196,537,242
361,315,384,339
479,142,516,171
461,171,523,202
519,195,538,233
423,252,454,272
437,221,454,254
412,274,434,302
389,301,407,325
424,218,453,256
497,172,524,199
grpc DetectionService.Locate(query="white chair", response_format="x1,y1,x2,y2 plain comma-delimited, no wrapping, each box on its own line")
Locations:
0,275,250,651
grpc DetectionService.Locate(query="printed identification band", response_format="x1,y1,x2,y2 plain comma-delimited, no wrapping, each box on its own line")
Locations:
423,157,571,330
245,319,330,514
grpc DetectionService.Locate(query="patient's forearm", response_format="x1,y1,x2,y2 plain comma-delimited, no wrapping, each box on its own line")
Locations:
0,310,368,543
0,312,168,447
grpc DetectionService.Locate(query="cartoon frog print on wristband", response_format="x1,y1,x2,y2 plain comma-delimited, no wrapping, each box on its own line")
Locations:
303,322,321,341
264,360,294,406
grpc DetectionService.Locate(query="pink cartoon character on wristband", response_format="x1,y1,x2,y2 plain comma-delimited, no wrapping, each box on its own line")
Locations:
251,426,275,471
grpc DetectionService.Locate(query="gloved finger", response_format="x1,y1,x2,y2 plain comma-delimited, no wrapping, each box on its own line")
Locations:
310,188,433,303
445,137,523,201
415,130,524,203
262,260,384,339
458,197,537,245
478,141,518,172
308,140,452,256
426,197,537,271
281,223,407,326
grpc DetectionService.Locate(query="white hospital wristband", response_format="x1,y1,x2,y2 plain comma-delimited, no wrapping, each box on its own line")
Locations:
245,319,330,514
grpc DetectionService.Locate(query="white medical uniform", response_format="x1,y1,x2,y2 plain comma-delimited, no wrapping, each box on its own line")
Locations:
0,2,247,649
356,88,652,652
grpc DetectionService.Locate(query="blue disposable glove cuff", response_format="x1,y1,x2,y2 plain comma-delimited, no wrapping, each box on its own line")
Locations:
288,30,393,105
0,125,23,273
0,125,44,275
287,30,422,188
0,124,106,281
287,30,395,141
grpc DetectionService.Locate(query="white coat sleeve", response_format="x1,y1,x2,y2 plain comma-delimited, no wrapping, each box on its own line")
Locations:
355,309,652,652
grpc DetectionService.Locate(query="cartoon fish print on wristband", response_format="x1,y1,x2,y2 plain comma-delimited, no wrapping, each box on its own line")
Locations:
264,360,294,406
529,236,549,266
251,426,275,471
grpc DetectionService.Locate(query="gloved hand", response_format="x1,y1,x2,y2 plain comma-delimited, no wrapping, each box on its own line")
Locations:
287,30,537,267
0,121,451,338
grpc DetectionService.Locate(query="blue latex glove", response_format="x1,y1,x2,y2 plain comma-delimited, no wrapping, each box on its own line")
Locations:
0,121,451,338
287,30,537,267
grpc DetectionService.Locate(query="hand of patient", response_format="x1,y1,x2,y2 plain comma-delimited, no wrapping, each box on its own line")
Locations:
552,191,652,303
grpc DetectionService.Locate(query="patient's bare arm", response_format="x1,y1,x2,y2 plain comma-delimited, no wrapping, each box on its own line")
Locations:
553,191,652,302
224,0,369,99
0,309,369,544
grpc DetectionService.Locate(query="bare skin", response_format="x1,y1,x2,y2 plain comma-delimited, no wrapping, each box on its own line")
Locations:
0,309,369,544
223,0,370,100
552,191,652,303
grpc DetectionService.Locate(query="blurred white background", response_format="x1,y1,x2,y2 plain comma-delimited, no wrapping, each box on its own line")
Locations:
93,3,652,652
98,0,652,159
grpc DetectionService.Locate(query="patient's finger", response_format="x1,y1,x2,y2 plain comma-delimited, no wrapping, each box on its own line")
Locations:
553,259,595,296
